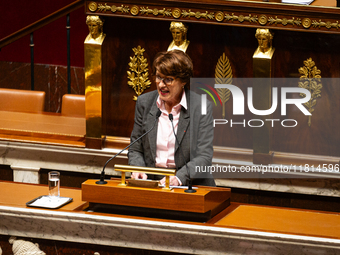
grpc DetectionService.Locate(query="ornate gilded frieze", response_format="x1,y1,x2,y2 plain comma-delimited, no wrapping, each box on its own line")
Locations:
181,10,215,20
97,3,130,14
127,46,151,101
268,16,301,26
87,2,340,32
312,20,340,29
224,13,258,23
215,53,233,118
139,6,173,17
298,58,322,127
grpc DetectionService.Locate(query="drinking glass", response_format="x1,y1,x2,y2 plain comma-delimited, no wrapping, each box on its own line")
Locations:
48,171,60,199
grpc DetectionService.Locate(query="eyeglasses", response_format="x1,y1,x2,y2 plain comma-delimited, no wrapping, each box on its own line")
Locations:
155,75,174,86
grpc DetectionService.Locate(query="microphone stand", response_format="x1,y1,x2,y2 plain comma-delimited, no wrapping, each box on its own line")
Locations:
169,114,196,193
96,109,162,185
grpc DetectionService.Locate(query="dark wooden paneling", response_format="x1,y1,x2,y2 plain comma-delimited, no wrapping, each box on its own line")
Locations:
230,185,340,212
271,78,340,157
0,165,13,181
102,17,167,137
270,30,340,157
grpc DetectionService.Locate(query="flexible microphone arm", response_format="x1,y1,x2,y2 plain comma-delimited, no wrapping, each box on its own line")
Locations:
168,114,196,193
96,109,162,185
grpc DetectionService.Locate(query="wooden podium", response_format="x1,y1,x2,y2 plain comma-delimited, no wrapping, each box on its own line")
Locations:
82,179,231,222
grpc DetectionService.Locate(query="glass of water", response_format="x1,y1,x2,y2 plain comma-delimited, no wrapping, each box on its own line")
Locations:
48,171,60,199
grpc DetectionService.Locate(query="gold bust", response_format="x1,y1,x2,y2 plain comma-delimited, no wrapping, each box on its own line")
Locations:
85,15,105,44
254,28,274,57
167,22,190,52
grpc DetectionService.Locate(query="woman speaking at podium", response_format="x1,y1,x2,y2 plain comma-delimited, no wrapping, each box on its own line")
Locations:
128,50,215,187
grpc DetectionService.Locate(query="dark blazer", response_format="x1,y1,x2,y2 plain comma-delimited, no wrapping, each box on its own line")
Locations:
128,89,215,186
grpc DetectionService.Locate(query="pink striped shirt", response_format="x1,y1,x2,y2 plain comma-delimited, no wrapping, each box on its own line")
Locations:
155,90,187,170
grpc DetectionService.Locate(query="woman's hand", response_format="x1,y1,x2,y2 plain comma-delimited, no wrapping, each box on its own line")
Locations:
131,172,148,180
160,176,180,186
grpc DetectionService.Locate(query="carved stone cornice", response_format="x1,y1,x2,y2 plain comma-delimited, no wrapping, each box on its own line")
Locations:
86,0,340,34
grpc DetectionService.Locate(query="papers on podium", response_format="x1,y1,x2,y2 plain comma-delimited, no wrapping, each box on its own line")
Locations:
282,0,315,5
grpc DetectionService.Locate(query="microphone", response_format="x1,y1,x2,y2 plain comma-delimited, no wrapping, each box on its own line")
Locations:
96,108,162,184
168,113,196,193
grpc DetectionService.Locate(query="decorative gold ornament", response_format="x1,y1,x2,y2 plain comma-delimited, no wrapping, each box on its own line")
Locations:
93,3,340,32
259,15,268,25
268,16,301,26
225,13,258,23
312,20,340,29
182,10,215,20
88,2,98,12
254,28,274,56
172,8,181,19
215,11,224,22
97,4,130,14
298,58,322,127
130,5,139,15
302,18,312,28
127,46,151,101
98,3,111,12
85,15,105,139
140,6,172,17
168,22,190,52
85,15,105,43
215,53,233,118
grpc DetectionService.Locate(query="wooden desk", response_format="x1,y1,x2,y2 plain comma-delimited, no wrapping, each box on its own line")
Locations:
0,181,87,211
216,204,340,239
0,181,339,254
0,110,85,147
311,0,337,6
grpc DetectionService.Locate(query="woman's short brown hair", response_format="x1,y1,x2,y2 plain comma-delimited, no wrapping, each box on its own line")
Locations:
152,50,193,85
